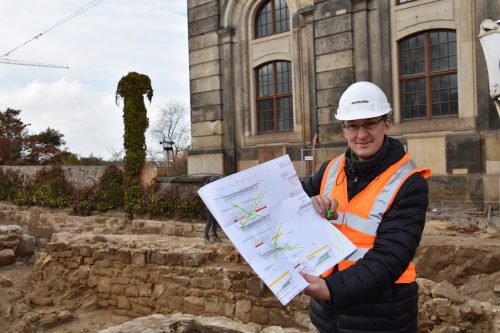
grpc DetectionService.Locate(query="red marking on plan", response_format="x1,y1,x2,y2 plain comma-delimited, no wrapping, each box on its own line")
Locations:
255,242,264,248
255,205,267,212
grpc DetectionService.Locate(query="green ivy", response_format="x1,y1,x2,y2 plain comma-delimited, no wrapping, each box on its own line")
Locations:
115,72,153,218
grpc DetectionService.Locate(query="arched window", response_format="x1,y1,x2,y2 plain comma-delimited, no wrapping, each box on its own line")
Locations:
255,0,290,38
398,30,458,120
256,61,293,133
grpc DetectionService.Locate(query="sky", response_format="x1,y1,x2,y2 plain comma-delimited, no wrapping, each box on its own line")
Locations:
0,0,190,160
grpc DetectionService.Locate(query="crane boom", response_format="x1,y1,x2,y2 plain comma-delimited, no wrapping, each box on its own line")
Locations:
0,57,68,69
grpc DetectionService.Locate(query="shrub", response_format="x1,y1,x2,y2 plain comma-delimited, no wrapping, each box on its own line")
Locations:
0,169,22,201
26,166,73,208
177,195,206,219
141,185,177,218
96,165,125,212
72,185,98,216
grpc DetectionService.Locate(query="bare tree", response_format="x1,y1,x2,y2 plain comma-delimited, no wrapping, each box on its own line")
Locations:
151,101,191,156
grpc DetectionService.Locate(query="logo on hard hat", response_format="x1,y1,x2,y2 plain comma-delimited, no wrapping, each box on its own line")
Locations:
351,100,369,105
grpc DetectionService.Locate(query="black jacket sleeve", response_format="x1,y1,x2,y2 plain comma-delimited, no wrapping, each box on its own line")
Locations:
325,173,429,309
301,161,330,197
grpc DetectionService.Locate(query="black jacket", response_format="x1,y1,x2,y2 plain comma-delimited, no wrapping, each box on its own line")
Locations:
302,137,429,333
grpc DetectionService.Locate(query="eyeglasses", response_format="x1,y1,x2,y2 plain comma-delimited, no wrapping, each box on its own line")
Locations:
342,117,385,134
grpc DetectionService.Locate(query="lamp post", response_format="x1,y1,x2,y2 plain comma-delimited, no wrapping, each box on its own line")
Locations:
160,138,174,176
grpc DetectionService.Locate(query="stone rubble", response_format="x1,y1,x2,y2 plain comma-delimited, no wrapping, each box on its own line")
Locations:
0,224,35,266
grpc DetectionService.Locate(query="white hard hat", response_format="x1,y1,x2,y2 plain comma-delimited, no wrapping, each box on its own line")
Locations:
335,81,392,121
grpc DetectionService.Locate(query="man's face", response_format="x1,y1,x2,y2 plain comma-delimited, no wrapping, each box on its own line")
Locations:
342,116,390,160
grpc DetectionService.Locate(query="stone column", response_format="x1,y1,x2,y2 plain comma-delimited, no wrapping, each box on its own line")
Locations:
219,27,237,175
187,0,225,175
313,0,354,144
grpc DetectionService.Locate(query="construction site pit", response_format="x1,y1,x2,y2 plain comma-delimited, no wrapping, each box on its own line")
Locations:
0,202,499,333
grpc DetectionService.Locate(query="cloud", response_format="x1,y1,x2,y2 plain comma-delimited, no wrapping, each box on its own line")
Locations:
0,0,189,159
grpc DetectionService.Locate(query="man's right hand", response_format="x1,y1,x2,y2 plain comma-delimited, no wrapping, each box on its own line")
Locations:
310,195,338,220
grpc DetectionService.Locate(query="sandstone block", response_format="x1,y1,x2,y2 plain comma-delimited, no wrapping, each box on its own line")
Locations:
38,314,58,328
224,302,235,317
151,251,168,265
167,252,182,266
56,310,73,323
232,280,246,292
94,259,113,268
132,267,149,282
138,283,153,297
184,296,205,308
0,249,16,266
251,306,269,325
0,234,20,250
97,299,108,308
0,276,13,287
205,297,219,314
97,277,111,294
235,299,252,322
117,296,131,310
29,295,54,306
110,277,130,285
46,242,70,252
269,308,292,327
191,277,213,289
168,275,190,287
136,297,156,309
153,283,165,297
183,251,207,267
117,249,131,264
246,276,265,296
111,284,125,295
213,275,232,290
131,250,146,266
125,286,139,297
64,261,79,269
431,281,465,304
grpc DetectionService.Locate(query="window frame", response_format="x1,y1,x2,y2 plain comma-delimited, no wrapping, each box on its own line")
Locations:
398,29,458,121
255,61,293,134
254,0,290,39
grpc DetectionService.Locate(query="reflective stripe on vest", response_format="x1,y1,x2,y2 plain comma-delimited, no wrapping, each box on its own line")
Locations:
319,153,430,284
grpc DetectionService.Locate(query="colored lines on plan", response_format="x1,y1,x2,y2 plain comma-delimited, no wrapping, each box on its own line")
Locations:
269,271,295,300
254,222,302,259
306,245,333,269
231,190,269,231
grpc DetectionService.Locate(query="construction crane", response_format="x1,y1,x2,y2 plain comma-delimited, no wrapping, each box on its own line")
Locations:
0,57,69,69
0,0,105,71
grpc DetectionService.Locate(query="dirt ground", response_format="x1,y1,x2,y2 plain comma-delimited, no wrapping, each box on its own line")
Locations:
1,207,499,333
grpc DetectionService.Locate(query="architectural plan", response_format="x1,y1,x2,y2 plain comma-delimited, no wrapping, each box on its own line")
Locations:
198,155,355,305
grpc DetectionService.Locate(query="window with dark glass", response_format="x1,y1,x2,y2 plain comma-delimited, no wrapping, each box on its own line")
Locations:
399,30,457,120
255,0,290,38
397,0,417,4
256,61,293,133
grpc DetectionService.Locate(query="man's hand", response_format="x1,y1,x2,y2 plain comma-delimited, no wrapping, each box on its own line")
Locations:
311,195,338,220
300,272,331,302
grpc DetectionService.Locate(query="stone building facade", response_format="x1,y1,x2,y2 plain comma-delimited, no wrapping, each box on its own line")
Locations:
186,0,500,208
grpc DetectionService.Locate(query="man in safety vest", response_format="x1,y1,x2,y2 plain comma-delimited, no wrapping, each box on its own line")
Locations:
301,81,430,333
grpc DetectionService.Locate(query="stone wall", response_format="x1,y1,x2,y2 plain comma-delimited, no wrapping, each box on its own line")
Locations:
0,165,108,188
38,233,313,330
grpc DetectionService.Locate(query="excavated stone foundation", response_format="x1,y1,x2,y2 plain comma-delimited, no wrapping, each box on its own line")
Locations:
0,203,499,332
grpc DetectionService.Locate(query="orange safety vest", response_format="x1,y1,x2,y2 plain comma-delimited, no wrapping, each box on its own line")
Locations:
320,153,430,283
